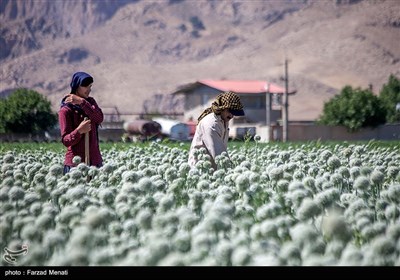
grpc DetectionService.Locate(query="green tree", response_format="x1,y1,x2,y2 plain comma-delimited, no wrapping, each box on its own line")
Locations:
318,86,386,132
0,88,57,134
379,74,400,123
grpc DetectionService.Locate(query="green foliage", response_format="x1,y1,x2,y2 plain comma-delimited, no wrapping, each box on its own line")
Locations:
318,85,386,132
379,74,400,123
0,88,57,134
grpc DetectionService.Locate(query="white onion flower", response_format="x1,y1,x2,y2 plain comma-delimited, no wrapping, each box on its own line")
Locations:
157,252,186,266
256,201,282,220
277,179,289,192
287,189,310,209
370,236,396,256
330,173,343,187
3,153,15,163
98,189,115,206
370,170,385,185
29,202,42,216
386,223,400,241
66,186,86,201
303,176,316,193
75,166,89,179
101,163,115,174
32,173,46,186
196,179,210,191
354,208,375,222
259,220,279,239
136,208,153,230
325,240,345,259
9,186,25,202
43,229,66,251
83,207,114,229
13,171,24,181
1,163,14,174
279,151,290,162
159,194,175,212
355,217,370,232
293,170,304,181
345,198,367,218
349,158,362,167
387,184,400,203
235,174,250,192
288,181,304,192
353,176,370,192
360,224,378,241
0,186,10,202
297,198,322,221
339,193,357,207
137,177,154,193
1,177,14,188
231,246,251,266
328,156,341,170
307,166,319,177
35,213,54,230
337,166,350,179
314,188,340,209
279,243,301,265
240,161,251,170
338,244,363,265
290,223,319,248
373,221,387,236
72,156,81,165
20,223,40,241
122,219,138,236
385,204,400,221
269,166,283,181
320,150,333,161
173,231,191,253
387,166,399,179
58,205,81,224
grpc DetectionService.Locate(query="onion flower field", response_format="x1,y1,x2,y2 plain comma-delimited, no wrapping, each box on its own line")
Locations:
1,141,400,266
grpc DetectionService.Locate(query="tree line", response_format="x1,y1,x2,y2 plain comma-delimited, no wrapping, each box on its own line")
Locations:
318,74,400,131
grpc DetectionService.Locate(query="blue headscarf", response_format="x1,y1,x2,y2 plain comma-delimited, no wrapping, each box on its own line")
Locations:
70,72,93,94
60,72,93,111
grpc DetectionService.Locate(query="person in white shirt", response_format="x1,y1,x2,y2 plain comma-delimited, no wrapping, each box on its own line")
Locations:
188,91,245,170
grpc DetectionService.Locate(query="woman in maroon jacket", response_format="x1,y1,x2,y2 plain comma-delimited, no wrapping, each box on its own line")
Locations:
59,72,104,174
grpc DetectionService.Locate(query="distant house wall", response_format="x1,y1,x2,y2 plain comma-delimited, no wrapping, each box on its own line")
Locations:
288,124,400,141
184,86,218,121
182,85,282,124
229,123,400,142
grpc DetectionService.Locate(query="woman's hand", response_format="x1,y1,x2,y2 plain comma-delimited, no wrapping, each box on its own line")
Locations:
64,94,83,105
77,118,91,134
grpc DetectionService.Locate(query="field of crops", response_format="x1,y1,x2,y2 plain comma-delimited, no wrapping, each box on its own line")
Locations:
1,140,400,266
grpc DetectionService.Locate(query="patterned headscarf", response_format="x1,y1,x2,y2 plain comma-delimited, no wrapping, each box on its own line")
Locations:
198,91,245,123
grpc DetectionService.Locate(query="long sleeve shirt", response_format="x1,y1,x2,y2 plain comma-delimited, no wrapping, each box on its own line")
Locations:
58,97,104,167
188,113,229,170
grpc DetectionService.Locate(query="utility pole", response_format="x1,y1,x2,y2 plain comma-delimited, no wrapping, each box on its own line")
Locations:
264,83,271,142
282,59,289,142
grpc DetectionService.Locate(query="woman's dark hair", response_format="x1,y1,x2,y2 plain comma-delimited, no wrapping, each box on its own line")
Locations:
81,77,93,87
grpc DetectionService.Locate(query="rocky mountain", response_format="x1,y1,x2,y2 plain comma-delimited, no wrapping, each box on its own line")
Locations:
1,0,399,121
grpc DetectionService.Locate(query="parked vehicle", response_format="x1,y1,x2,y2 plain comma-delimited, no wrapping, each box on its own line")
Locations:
153,117,191,141
123,120,162,141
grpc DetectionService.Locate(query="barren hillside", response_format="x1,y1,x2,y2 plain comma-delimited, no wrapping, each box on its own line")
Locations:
1,0,399,121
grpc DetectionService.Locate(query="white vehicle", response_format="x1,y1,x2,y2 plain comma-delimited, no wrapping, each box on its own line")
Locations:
153,117,190,141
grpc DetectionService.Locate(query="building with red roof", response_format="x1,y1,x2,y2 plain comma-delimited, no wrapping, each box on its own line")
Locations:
173,79,296,140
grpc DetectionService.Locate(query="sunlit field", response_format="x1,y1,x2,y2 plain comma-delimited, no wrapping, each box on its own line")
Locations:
1,140,399,265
